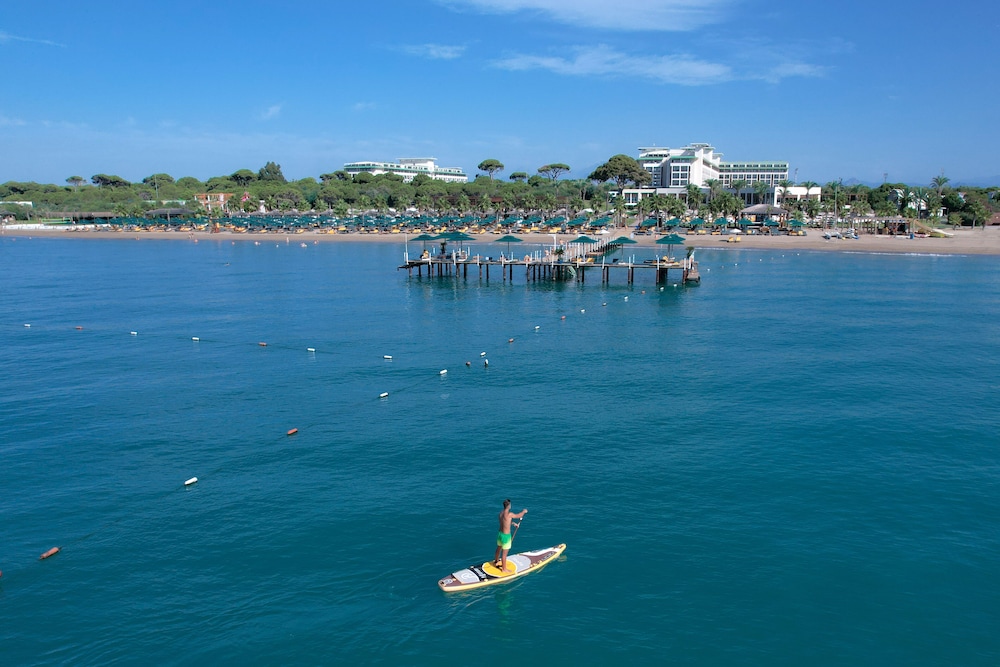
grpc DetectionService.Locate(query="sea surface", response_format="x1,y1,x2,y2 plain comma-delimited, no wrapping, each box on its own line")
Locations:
1,236,998,665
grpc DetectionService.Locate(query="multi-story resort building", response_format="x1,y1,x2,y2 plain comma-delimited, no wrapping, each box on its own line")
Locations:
624,143,819,208
343,157,468,183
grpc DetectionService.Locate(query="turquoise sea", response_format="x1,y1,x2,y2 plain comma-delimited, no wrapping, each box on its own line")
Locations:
1,236,998,665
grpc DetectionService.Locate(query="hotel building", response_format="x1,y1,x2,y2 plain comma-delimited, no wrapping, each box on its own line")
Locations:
623,143,811,207
343,157,468,183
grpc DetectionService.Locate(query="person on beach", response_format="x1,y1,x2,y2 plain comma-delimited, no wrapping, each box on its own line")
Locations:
493,499,527,571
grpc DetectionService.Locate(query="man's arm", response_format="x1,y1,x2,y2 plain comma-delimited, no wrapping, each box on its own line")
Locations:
515,509,528,519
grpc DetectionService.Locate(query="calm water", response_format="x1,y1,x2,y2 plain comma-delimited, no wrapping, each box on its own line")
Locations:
1,237,998,665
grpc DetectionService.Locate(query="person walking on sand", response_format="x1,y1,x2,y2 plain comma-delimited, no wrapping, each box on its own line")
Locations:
493,499,527,572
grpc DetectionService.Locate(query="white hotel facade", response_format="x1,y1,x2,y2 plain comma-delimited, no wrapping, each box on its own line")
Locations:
343,157,468,183
623,143,819,207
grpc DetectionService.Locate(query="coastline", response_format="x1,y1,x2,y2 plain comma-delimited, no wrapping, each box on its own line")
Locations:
4,224,999,256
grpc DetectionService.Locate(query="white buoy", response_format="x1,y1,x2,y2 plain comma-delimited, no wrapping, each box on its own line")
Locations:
184,477,198,486
379,392,389,398
130,331,138,336
307,347,316,352
24,323,31,327
484,359,489,366
439,369,448,375
534,326,540,330
383,355,392,360
192,337,200,341
480,352,487,357
580,309,585,313
624,296,629,301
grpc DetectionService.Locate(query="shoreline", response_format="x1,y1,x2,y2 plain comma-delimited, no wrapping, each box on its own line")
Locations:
4,225,999,256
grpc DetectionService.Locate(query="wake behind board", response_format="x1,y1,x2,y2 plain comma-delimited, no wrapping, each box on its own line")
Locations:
438,543,566,592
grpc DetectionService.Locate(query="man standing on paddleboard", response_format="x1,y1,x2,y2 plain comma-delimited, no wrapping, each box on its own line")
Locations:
493,499,527,572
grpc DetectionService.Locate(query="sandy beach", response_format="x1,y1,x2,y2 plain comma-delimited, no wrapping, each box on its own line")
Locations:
4,224,999,256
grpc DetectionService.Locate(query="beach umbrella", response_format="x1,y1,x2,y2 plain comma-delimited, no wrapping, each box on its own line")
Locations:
737,217,753,227
494,234,523,256
569,235,598,245
788,219,804,227
764,218,780,227
609,235,637,259
689,217,705,228
713,217,728,228
655,233,686,259
665,217,682,228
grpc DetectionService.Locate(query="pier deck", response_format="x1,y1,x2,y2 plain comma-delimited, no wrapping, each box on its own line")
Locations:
398,255,700,285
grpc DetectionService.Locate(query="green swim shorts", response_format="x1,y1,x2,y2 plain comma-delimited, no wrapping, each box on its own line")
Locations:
497,531,512,550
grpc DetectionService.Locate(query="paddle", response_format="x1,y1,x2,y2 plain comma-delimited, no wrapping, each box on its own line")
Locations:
511,519,523,544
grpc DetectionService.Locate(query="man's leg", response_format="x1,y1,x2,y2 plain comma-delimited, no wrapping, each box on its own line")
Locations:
494,545,502,567
501,548,509,571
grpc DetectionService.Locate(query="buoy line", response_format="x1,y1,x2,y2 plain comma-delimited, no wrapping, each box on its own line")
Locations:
3,300,674,580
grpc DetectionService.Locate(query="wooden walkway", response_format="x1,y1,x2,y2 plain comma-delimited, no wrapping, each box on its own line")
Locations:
398,255,700,285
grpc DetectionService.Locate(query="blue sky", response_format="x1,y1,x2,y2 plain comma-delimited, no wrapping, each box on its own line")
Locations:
2,1,997,186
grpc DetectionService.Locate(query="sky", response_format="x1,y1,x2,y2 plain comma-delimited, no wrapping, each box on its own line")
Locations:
2,0,998,187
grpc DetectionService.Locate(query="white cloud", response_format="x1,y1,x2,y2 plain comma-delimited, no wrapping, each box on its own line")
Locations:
0,113,27,126
259,104,282,121
757,62,826,84
494,44,825,86
436,0,730,31
400,43,466,60
352,102,377,112
0,30,65,47
495,45,732,86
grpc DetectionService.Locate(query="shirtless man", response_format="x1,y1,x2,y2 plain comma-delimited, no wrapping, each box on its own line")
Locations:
493,499,527,571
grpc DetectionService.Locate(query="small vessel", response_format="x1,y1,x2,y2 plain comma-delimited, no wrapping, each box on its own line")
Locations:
437,543,566,592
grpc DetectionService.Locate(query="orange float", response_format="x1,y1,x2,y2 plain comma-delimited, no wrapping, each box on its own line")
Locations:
287,428,298,436
40,547,61,560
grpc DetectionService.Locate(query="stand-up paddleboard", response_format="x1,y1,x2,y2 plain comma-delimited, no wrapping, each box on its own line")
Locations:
437,544,566,592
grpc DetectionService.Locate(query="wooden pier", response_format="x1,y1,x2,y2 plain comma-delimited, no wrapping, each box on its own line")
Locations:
398,254,700,285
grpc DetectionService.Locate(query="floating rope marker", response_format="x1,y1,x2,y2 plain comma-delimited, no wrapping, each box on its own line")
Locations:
287,428,298,436
184,477,198,486
480,352,487,357
258,342,267,347
75,326,84,330
379,392,389,398
192,337,200,341
535,326,540,330
307,347,316,352
580,309,585,313
40,547,61,560
484,359,489,367
24,324,30,327
561,316,566,320
130,331,138,336
624,296,629,301
603,303,607,306
383,355,393,360
465,361,471,366
439,369,448,375
508,338,514,343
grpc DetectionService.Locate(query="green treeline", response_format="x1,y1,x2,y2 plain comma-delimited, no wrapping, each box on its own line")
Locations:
1,158,996,228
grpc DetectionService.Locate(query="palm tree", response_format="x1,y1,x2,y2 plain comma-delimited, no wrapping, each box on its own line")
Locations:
753,181,771,207
729,179,748,205
685,184,703,215
704,178,723,202
931,174,950,196
776,179,795,208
